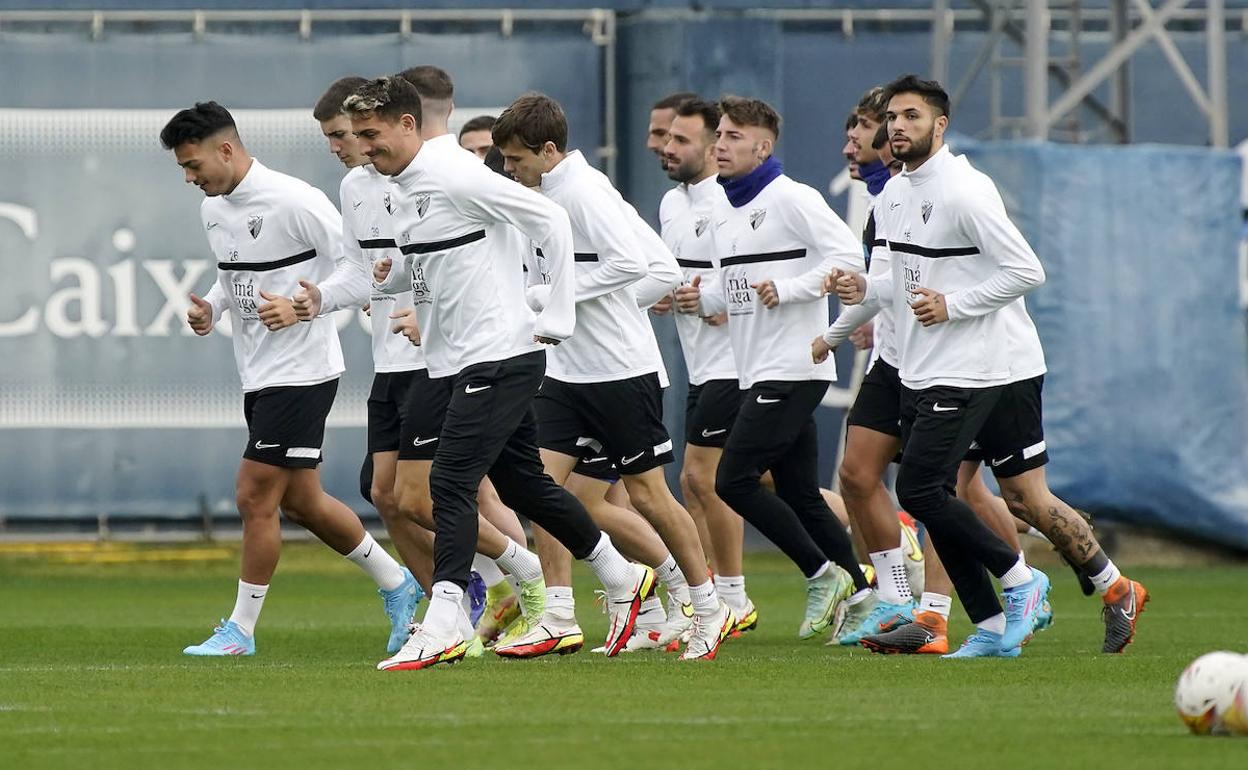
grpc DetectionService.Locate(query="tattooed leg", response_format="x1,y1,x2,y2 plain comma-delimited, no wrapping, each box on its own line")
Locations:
996,467,1100,567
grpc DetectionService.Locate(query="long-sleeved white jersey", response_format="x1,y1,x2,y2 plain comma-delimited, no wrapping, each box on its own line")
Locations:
317,163,425,373
699,173,864,389
822,203,899,368
659,175,738,385
200,159,345,392
375,134,576,379
537,150,678,384
862,146,1047,390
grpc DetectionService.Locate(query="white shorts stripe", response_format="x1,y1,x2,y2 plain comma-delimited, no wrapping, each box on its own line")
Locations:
1022,441,1047,460
286,447,320,459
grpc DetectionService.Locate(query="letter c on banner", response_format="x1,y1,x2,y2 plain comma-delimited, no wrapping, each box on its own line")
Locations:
0,202,39,336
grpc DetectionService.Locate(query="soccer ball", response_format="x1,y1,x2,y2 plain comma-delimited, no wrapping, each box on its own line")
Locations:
1174,652,1248,735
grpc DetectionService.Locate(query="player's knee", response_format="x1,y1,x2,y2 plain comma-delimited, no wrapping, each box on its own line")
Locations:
372,486,400,523
895,468,947,519
837,458,878,499
713,462,752,509
396,485,433,528
684,463,715,502
235,487,276,521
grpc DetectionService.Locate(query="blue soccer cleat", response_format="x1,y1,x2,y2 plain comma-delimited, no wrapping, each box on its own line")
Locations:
1001,568,1050,650
1034,599,1054,632
183,620,255,656
834,597,916,646
942,629,1021,659
380,568,424,654
467,571,487,628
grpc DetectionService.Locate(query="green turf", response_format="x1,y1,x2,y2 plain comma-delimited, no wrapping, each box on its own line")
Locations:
0,544,1245,769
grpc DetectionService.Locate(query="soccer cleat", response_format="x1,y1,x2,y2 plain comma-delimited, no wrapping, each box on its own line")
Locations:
466,571,487,627
1001,568,1050,650
183,620,255,656
834,595,916,646
1034,599,1054,632
377,625,467,671
476,587,521,645
464,635,486,659
600,564,656,657
798,564,853,640
493,614,585,658
899,513,926,596
942,629,1021,659
679,602,736,661
658,592,695,651
732,599,759,636
1101,577,1148,653
380,568,424,654
860,610,948,655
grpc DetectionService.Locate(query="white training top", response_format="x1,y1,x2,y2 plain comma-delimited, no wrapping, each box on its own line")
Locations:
699,173,864,389
536,150,679,384
659,174,738,385
375,134,576,379
318,164,425,373
863,146,1047,390
822,200,899,368
200,159,345,392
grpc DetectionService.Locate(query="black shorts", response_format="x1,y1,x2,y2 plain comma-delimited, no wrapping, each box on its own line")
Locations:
846,359,903,438
536,373,674,475
398,369,454,461
973,376,1048,478
367,370,418,454
684,379,745,448
242,379,337,469
572,456,621,484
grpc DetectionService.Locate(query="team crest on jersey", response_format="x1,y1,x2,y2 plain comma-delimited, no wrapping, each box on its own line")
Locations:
383,192,396,215
247,215,263,239
414,193,432,218
694,216,710,238
749,208,767,230
921,200,933,224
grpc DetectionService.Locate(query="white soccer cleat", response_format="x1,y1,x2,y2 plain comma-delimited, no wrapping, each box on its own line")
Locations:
377,624,467,671
679,602,736,661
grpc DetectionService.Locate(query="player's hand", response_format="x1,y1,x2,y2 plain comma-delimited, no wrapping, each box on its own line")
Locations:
186,292,214,336
534,335,562,345
650,293,674,315
362,302,371,317
674,275,702,314
390,308,420,345
292,279,322,321
258,291,297,330
702,311,728,327
849,320,874,350
811,335,834,364
910,287,949,326
751,279,779,308
832,269,867,305
373,258,392,284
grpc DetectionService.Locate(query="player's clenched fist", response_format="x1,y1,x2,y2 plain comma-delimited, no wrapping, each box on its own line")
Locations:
373,257,392,284
674,274,703,315
186,292,214,336
831,269,867,306
292,279,322,321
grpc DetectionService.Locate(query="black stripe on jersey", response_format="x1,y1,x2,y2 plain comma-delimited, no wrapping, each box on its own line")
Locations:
574,253,599,263
399,229,486,255
869,239,887,248
677,258,714,268
887,241,980,259
720,248,806,267
359,238,397,249
219,249,316,271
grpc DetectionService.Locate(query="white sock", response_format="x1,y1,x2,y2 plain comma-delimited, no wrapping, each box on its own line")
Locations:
688,579,719,617
657,555,692,603
473,553,507,588
977,612,1007,635
869,547,913,605
999,553,1032,590
228,579,268,637
457,604,475,640
422,582,463,639
344,532,405,591
585,534,636,596
1089,561,1123,595
807,561,832,581
715,574,748,613
545,586,576,622
845,587,872,605
918,592,952,619
496,538,543,583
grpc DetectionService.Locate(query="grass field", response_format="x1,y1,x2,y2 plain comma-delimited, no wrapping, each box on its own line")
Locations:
1,542,1245,769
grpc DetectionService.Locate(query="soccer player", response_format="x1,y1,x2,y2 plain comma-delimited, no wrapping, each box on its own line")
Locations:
458,114,496,159
164,101,419,656
647,91,698,170
344,76,651,670
674,96,870,640
492,93,736,661
834,74,1147,657
658,97,758,632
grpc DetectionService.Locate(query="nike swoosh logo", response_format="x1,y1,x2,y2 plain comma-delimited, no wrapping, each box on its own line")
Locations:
991,455,1014,467
254,441,280,449
932,403,957,412
581,456,607,464
1120,587,1137,622
363,543,373,559
465,384,492,394
206,222,220,230
681,603,694,619
352,200,364,210
620,452,645,465
250,593,265,599
756,396,781,404
412,437,438,446
889,202,901,210
701,428,727,437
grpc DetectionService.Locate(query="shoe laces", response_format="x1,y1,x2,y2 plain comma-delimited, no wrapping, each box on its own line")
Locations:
593,589,609,615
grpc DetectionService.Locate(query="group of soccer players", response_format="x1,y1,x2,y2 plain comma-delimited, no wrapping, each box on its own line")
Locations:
162,64,1148,669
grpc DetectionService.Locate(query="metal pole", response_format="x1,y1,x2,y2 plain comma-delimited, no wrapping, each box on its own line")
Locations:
601,10,619,182
1024,0,1049,139
1109,0,1130,142
930,0,951,86
1207,0,1229,148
